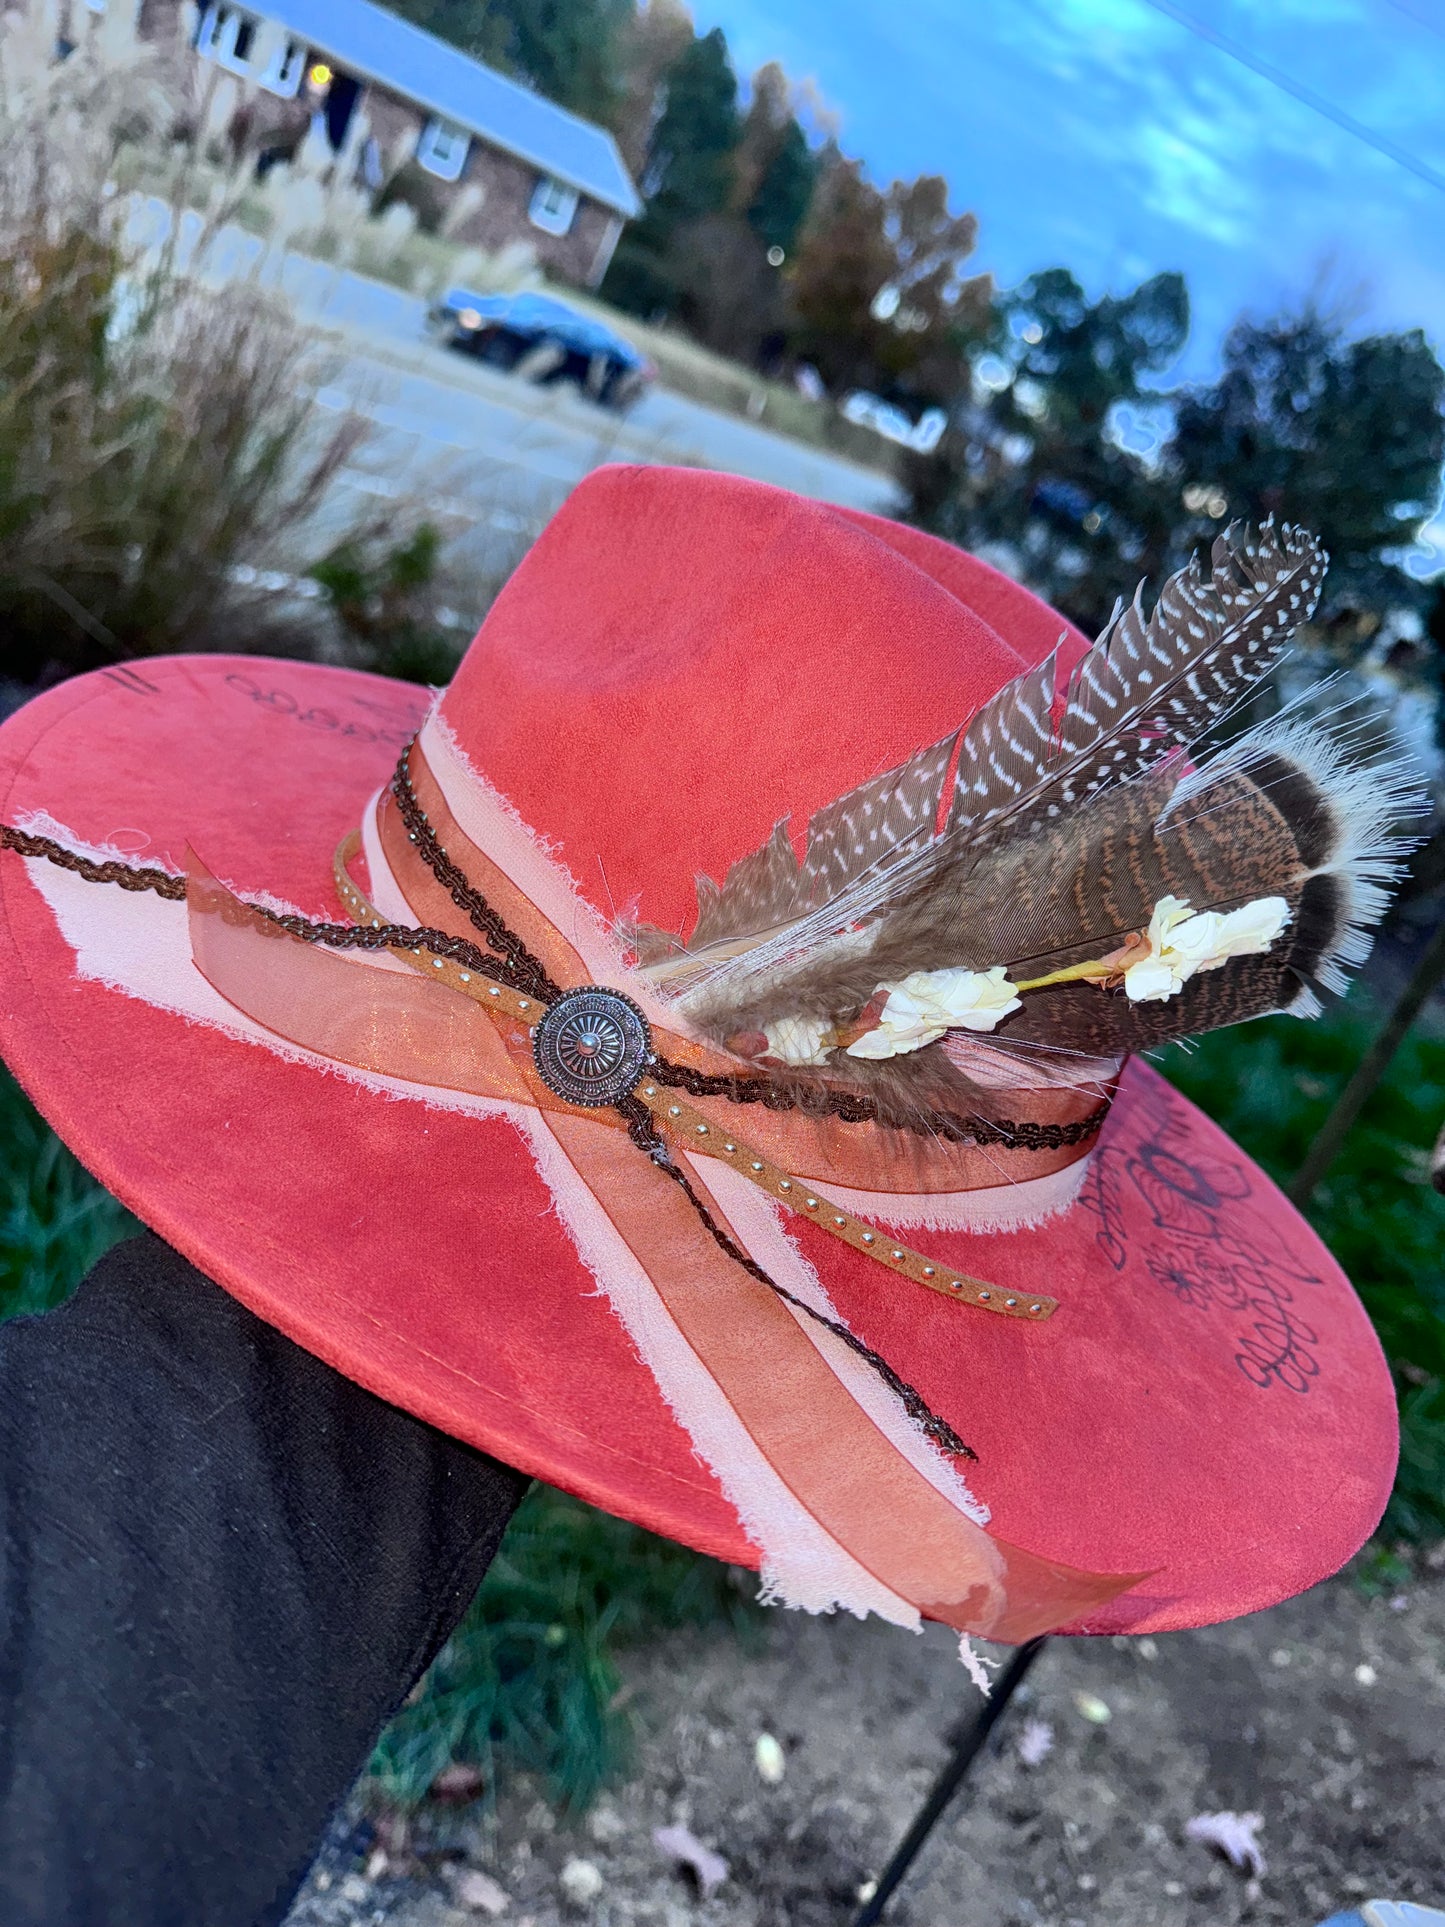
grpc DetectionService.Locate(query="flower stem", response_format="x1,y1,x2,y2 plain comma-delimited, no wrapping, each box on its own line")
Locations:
1012,959,1118,994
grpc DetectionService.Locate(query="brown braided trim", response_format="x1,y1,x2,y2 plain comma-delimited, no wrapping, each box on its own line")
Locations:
645,1057,1108,1150
0,827,189,900
614,1092,974,1459
3,814,976,1456
387,750,1111,1154
389,754,561,1005
0,821,515,984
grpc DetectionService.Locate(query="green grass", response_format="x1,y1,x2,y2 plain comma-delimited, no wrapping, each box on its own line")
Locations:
3,991,1442,1810
367,1483,760,1813
0,1067,136,1321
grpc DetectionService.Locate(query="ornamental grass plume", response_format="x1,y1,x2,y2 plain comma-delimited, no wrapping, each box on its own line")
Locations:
0,0,368,680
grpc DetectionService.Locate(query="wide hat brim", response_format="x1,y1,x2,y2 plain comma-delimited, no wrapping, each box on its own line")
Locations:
0,468,1396,1635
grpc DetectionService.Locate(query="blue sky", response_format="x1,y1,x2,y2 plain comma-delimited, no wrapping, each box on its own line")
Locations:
688,0,1445,568
690,0,1445,382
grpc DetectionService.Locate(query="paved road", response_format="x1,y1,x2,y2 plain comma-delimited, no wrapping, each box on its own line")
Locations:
174,212,904,578
282,253,903,506
306,335,905,582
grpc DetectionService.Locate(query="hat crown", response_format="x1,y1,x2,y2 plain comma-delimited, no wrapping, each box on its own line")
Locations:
439,467,1083,939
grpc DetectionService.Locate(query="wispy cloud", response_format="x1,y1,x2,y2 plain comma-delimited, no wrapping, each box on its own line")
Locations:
693,0,1445,374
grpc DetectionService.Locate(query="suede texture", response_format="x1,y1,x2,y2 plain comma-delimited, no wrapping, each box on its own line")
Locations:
0,467,1397,1635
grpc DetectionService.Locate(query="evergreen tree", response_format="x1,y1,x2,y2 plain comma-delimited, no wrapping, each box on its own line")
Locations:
640,27,740,231
387,0,631,124
638,61,818,365
601,25,741,319
747,117,814,255
732,63,816,258
609,0,693,179
1168,311,1445,623
381,0,481,52
916,269,1190,632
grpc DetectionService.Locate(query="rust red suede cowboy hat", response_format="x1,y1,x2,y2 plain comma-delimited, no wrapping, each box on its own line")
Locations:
0,466,1400,1646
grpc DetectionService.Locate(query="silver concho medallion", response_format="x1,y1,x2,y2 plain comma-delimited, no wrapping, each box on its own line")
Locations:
531,988,652,1107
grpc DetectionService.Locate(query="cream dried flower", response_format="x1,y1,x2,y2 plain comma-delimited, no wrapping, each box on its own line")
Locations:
846,966,1022,1060
762,1014,835,1066
1124,895,1291,1004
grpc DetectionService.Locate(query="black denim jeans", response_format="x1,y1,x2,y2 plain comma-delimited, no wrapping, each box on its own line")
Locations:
0,1233,527,1927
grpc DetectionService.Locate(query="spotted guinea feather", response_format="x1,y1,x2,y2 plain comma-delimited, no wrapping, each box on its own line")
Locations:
687,818,803,952
949,521,1327,839
800,729,958,909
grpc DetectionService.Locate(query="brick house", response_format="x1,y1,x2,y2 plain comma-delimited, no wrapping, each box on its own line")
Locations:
135,0,641,286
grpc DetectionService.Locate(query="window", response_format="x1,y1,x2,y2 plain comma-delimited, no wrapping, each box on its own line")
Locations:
196,4,260,73
415,117,470,183
529,175,579,237
260,37,305,97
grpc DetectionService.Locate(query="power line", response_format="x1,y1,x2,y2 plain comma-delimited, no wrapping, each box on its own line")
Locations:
1384,0,1445,47
1137,0,1445,198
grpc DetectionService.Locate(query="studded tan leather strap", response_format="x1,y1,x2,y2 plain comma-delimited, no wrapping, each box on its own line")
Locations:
335,837,1056,1322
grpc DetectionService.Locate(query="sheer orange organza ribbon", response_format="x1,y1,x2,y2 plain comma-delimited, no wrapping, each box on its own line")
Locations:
184,751,1144,1642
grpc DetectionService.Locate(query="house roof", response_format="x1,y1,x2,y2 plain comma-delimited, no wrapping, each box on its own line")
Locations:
263,0,641,217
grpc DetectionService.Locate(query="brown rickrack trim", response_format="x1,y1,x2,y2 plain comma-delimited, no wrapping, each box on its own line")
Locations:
0,821,517,983
0,826,189,900
3,813,978,1456
388,747,1111,1153
391,751,561,1006
644,1056,1107,1150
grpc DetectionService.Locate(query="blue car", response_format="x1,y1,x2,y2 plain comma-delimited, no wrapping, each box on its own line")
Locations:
427,289,653,412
